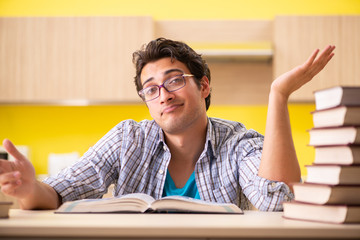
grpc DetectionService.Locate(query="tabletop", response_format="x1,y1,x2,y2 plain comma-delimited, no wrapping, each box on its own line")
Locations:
0,209,359,239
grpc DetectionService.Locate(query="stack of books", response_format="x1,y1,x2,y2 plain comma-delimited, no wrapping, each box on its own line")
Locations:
283,86,360,224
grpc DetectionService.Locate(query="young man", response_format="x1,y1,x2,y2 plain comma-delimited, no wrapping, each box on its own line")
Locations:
0,38,335,211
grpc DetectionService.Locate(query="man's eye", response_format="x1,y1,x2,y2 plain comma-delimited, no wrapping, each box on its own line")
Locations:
168,77,182,85
145,87,158,95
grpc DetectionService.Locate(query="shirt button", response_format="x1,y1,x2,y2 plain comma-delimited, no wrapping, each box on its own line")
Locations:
271,182,276,188
159,169,164,175
163,146,167,151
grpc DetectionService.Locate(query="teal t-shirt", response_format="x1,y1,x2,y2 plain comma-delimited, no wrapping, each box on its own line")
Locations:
162,170,200,199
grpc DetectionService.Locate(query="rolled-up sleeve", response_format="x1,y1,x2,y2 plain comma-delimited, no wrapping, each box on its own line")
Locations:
238,131,294,211
43,124,123,203
246,175,293,211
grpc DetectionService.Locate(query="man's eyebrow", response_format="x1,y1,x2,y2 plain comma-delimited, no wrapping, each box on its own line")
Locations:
142,69,184,87
164,68,184,75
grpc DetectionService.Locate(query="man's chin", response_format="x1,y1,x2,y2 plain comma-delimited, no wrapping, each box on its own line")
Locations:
157,118,185,135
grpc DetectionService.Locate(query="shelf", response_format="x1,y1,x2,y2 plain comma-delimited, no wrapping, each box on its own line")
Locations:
0,99,142,106
196,49,273,62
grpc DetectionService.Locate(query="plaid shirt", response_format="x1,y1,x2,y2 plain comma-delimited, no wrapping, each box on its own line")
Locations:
44,118,293,211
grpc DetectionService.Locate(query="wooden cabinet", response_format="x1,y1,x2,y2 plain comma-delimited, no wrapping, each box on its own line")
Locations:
274,16,360,102
1,16,359,104
0,17,153,103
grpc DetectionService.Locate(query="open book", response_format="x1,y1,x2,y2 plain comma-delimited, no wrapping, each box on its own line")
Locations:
55,193,243,214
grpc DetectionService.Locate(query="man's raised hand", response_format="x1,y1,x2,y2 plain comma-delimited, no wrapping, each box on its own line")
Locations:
271,45,336,100
0,139,36,199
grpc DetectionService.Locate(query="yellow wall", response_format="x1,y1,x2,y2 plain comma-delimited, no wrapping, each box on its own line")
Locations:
1,0,359,19
1,104,314,175
1,0,359,176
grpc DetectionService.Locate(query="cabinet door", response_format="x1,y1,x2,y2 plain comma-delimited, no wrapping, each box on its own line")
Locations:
274,16,360,102
0,17,153,103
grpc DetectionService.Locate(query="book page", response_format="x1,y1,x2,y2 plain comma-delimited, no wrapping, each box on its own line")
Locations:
56,193,156,213
118,193,156,205
158,195,217,204
151,196,243,213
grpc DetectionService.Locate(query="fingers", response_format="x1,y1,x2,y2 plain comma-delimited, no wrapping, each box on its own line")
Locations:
311,45,336,74
0,171,21,185
302,45,335,78
305,45,334,66
324,45,336,63
2,139,26,162
318,45,336,62
0,171,22,195
304,48,320,67
0,159,15,173
0,158,22,195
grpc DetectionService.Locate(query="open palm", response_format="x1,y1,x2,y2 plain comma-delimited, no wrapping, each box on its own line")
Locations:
271,45,335,99
0,139,36,199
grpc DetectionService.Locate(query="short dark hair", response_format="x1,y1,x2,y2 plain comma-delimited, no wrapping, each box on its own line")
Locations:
132,38,211,110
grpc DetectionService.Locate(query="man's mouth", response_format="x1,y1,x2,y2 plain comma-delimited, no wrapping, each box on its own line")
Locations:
162,104,183,115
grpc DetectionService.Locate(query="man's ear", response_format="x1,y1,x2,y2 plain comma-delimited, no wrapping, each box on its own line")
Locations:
200,76,210,98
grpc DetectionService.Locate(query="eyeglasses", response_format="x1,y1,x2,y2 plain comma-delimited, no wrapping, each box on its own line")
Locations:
138,74,194,102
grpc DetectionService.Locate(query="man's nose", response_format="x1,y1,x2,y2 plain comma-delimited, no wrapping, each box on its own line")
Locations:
159,86,174,103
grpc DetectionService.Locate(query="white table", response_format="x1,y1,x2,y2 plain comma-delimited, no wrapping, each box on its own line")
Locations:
0,209,359,239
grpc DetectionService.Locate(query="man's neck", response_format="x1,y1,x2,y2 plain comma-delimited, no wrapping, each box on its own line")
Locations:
164,116,208,165
164,116,208,188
